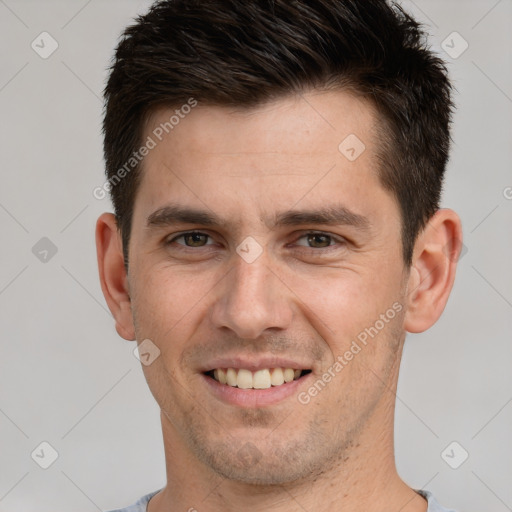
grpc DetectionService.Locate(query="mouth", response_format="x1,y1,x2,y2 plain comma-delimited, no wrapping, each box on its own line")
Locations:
204,368,313,390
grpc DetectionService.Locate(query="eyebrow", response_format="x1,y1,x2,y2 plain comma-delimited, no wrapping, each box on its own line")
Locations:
146,204,371,232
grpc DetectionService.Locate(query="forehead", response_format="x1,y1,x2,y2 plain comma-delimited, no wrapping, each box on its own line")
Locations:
143,89,378,162
134,89,395,230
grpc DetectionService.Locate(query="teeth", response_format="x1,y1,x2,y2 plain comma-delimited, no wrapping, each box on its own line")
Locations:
237,369,253,389
226,368,237,387
283,368,295,383
270,367,284,386
217,368,227,384
253,369,271,389
211,367,305,389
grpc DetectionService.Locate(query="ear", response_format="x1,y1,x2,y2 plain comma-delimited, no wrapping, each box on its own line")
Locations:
95,213,135,341
404,208,463,333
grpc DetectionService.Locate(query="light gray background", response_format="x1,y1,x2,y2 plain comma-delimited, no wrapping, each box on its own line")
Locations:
0,1,511,511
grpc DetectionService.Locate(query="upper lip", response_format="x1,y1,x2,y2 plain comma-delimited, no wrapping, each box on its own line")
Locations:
201,356,312,373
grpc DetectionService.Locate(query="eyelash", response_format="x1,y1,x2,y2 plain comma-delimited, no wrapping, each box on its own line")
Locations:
165,230,346,252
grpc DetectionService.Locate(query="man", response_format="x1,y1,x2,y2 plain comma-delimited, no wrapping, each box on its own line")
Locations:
96,1,462,511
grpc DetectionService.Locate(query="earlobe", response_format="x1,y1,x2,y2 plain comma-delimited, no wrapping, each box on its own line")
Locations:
95,213,136,341
404,209,463,334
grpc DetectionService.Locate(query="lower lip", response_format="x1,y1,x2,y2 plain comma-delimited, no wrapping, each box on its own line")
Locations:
202,372,312,408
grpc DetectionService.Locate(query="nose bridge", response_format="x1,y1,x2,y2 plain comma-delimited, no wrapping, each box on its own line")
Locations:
233,255,272,304
211,252,292,338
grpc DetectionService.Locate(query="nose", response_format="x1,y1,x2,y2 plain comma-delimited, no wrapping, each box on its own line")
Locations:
210,252,293,339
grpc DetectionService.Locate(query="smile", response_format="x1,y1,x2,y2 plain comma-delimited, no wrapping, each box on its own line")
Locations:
206,368,312,390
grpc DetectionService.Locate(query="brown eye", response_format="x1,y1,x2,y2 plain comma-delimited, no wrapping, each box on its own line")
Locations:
305,233,333,248
183,233,209,247
168,232,213,248
293,232,346,253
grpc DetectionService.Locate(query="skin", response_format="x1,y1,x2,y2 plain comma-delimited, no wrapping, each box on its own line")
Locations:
96,89,462,512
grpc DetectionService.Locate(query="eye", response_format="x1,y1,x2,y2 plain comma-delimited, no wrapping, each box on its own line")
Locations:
168,231,214,248
295,232,340,249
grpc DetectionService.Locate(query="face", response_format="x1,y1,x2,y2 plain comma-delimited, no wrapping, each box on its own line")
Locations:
126,90,409,484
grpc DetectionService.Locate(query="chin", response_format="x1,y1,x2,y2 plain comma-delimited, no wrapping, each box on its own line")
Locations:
192,436,332,486
210,458,310,486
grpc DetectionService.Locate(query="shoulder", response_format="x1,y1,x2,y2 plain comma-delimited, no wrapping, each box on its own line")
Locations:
416,489,458,512
104,489,162,512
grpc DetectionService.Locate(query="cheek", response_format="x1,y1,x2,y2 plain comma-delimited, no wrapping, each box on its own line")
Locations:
130,263,211,340
289,267,396,331
285,265,404,366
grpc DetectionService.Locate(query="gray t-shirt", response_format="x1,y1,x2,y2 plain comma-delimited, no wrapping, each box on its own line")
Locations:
105,488,457,511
